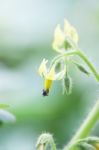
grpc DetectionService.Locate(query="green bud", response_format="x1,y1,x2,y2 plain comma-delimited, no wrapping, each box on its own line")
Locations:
36,133,56,150
63,75,72,95
74,62,90,76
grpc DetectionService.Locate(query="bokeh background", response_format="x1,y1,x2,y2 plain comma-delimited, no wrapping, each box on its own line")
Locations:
0,0,99,149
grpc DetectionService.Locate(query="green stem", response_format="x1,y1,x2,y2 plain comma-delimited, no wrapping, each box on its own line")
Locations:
77,50,99,82
51,141,57,150
64,100,99,150
51,50,78,66
56,49,99,150
52,49,99,82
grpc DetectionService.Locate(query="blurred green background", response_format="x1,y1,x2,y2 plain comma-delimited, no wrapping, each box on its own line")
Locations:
0,0,99,149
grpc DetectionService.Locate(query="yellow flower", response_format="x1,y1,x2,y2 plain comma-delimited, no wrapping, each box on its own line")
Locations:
38,59,48,77
52,19,79,52
38,59,66,96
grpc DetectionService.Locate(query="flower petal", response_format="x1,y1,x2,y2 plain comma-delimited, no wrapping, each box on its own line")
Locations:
46,64,66,80
64,19,79,44
52,24,65,51
69,26,79,44
38,59,48,77
46,65,56,80
54,66,66,80
64,19,72,35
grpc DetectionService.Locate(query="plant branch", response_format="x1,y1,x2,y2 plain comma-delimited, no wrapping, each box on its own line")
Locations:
51,49,99,150
52,49,99,82
64,100,99,150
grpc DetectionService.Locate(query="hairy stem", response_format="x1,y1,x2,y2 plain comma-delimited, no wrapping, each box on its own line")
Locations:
62,49,99,150
51,49,99,150
64,100,99,150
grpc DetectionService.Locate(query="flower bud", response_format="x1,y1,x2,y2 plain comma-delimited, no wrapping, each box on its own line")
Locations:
36,133,56,150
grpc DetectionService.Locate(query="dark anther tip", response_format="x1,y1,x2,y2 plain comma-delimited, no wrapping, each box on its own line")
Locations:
42,89,49,96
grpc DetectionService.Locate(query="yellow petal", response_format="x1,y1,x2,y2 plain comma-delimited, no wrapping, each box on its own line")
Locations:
64,19,79,44
69,26,79,44
46,65,55,80
38,59,48,77
46,64,66,80
64,19,72,35
52,24,65,51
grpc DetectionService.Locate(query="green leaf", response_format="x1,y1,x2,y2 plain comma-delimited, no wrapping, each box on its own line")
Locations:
74,62,90,76
0,104,9,108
